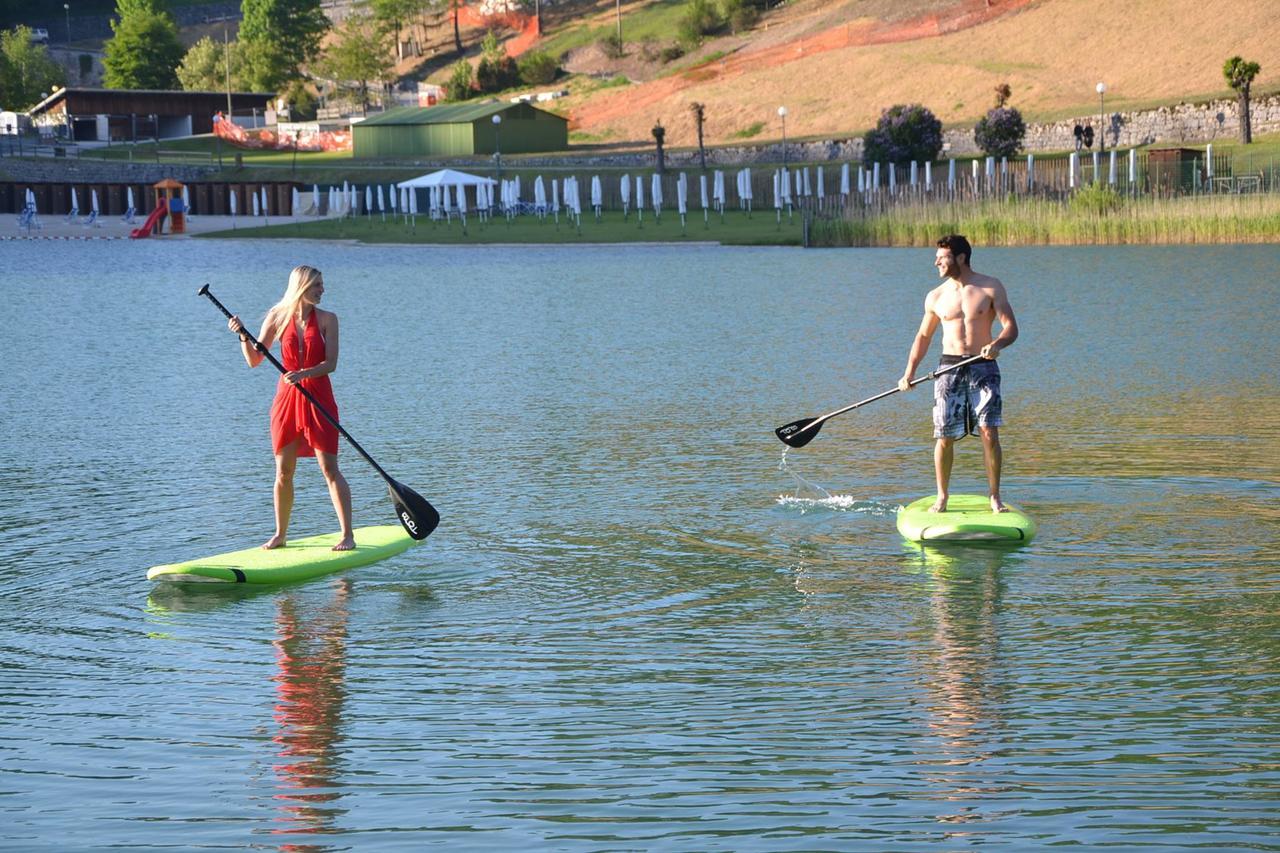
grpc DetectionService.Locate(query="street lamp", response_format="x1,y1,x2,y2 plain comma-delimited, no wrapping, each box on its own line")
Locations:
492,113,502,208
1096,81,1106,153
777,105,788,166
63,4,70,45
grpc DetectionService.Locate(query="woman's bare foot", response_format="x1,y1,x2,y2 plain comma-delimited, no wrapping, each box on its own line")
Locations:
263,533,287,549
332,536,355,552
990,496,1008,513
929,495,948,513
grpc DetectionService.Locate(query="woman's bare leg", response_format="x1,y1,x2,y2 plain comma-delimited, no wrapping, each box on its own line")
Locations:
265,441,300,549
317,451,354,551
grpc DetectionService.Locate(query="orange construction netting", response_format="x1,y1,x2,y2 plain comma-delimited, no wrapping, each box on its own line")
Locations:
213,113,352,152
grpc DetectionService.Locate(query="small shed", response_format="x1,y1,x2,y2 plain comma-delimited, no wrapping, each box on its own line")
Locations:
352,101,568,159
1147,147,1204,193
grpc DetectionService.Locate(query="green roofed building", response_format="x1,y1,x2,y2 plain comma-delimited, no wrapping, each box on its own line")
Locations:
352,101,569,158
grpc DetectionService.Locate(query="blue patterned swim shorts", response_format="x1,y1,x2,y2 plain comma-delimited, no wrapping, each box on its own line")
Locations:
933,356,1003,439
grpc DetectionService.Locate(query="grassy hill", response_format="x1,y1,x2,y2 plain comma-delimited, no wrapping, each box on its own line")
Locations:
517,0,1278,148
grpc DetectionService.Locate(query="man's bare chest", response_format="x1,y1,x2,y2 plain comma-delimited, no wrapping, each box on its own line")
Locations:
934,288,994,322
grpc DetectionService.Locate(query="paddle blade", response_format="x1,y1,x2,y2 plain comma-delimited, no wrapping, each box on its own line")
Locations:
387,479,440,540
775,417,822,448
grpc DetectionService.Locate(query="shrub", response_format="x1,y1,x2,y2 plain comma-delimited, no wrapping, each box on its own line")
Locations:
721,0,758,32
678,0,723,47
518,50,559,85
862,103,943,164
445,59,473,101
974,106,1026,158
476,55,519,92
659,43,685,63
732,121,765,138
598,33,624,59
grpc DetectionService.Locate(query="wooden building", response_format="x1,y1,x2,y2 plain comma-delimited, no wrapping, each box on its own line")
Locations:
26,87,274,143
352,102,568,159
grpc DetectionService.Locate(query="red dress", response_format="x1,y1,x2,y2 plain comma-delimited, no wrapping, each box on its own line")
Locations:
270,309,340,457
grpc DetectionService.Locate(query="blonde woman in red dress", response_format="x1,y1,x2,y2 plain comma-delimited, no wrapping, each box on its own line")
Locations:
228,266,355,551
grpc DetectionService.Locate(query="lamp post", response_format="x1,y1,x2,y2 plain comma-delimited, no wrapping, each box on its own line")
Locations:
1096,81,1106,153
777,105,788,167
492,113,502,209
63,3,71,45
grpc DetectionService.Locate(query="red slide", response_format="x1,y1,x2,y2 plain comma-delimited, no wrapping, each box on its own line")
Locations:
129,199,168,239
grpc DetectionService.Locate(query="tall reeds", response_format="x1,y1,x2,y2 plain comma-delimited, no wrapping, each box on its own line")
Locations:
811,190,1280,247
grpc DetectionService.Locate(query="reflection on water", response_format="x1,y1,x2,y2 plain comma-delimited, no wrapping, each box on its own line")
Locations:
4,242,1280,849
270,581,350,849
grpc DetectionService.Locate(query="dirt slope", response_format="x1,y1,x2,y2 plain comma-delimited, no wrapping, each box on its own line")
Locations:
560,0,1279,147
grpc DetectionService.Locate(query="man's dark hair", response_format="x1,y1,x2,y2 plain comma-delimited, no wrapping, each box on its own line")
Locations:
936,234,972,266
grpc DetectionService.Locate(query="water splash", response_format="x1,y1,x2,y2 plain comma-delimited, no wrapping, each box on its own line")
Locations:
775,449,901,516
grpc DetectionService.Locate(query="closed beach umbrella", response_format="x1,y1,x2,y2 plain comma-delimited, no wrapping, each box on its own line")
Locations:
635,175,644,210
841,163,851,196
291,186,300,218
781,168,792,205
910,161,918,186
376,184,385,212
857,166,865,193
126,186,134,212
888,165,896,192
183,185,191,215
925,161,933,189
1026,154,1035,190
1108,150,1118,185
252,192,259,217
388,184,397,211
773,171,781,209
260,186,268,216
514,176,521,204
409,188,418,215
229,189,236,216
456,184,466,214
620,174,631,214
443,184,453,212
801,167,810,197
91,189,100,214
699,174,708,210
816,167,825,200
948,158,956,189
365,185,372,215
742,168,752,203
551,178,559,214
69,187,79,213
651,172,662,214
312,184,319,214
571,177,582,216
591,175,602,214
677,173,688,215
534,175,546,211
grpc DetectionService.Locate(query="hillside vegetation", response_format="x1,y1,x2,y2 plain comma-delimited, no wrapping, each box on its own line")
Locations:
537,0,1277,148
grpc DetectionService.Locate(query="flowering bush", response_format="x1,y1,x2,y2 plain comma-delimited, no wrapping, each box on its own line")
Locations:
974,107,1026,158
862,104,943,164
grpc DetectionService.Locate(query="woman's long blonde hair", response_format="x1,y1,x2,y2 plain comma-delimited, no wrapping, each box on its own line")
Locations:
266,265,323,335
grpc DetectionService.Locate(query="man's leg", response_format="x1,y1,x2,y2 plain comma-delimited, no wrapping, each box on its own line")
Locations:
979,425,1005,512
932,437,955,512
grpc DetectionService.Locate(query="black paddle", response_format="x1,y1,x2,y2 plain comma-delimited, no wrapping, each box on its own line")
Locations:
775,354,988,448
199,284,439,540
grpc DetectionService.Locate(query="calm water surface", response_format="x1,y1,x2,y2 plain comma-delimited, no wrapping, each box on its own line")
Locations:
2,240,1279,850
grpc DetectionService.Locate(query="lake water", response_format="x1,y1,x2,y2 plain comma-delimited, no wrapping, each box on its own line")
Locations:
2,239,1279,850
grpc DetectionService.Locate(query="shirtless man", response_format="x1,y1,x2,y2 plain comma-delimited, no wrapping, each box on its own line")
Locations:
898,235,1018,514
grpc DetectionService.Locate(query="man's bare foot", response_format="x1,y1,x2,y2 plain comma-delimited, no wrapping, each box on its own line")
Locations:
929,496,948,513
990,496,1008,513
332,537,355,552
263,533,287,549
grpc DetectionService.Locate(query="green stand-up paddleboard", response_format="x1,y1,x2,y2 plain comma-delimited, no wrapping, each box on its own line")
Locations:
897,494,1036,543
147,525,418,584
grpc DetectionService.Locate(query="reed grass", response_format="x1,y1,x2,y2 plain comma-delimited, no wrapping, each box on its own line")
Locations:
811,191,1280,247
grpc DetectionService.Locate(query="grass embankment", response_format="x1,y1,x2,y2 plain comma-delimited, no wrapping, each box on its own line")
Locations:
197,208,803,245
812,189,1280,247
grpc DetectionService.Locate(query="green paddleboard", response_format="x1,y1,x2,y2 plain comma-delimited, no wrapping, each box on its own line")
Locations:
897,494,1036,543
147,525,418,584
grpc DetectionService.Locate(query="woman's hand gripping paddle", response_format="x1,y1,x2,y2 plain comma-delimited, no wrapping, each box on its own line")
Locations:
199,284,440,540
775,355,987,448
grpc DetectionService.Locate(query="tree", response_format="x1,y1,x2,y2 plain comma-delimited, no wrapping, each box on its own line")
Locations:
475,30,518,93
862,103,942,164
0,26,66,109
450,0,463,54
517,50,558,85
993,82,1011,108
102,0,184,90
369,0,425,62
689,101,706,170
1223,55,1261,144
974,106,1025,158
239,0,329,92
176,35,248,91
316,12,393,116
444,58,472,101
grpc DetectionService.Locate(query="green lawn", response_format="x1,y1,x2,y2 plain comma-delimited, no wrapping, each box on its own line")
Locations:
196,207,804,246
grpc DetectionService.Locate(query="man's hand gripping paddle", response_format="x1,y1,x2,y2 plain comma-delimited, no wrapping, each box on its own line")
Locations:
199,284,440,540
775,355,987,448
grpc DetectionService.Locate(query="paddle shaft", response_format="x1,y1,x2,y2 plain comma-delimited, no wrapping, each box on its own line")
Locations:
198,285,394,485
798,354,989,437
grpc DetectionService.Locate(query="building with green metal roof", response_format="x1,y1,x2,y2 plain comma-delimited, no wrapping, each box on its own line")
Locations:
352,101,568,158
